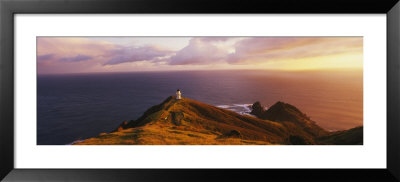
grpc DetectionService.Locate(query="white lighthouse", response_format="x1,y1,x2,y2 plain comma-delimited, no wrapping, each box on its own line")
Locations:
176,89,182,100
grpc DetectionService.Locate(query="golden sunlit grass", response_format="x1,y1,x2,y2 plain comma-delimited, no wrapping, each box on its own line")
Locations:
74,96,362,145
75,124,272,145
75,97,275,145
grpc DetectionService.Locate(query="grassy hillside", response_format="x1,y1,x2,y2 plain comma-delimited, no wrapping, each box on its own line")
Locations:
74,96,362,145
317,126,363,145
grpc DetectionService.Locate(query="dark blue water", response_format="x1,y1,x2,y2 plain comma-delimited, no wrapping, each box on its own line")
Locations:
37,70,363,145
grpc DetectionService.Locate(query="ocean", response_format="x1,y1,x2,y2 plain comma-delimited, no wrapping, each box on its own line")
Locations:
37,70,363,145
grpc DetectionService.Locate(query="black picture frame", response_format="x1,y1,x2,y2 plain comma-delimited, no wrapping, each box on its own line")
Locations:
1,0,399,181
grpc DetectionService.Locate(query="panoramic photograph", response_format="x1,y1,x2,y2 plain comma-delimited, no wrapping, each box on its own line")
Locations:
37,37,363,145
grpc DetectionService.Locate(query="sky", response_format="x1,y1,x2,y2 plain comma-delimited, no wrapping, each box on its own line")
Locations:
37,37,363,74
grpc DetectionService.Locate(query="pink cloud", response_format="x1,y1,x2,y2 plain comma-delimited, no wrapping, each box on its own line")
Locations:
104,46,172,65
227,37,363,64
195,37,231,42
167,38,229,65
36,37,363,74
37,54,55,62
37,37,174,74
59,54,93,62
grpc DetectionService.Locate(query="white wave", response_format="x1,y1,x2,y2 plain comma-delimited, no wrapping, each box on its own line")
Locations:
233,104,252,107
67,139,84,145
216,103,255,116
216,105,231,109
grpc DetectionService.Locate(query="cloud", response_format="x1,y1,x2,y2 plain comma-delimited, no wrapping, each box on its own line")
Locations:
163,37,362,67
166,38,229,65
37,37,117,57
37,54,55,61
227,37,363,64
59,54,93,62
37,38,119,74
37,38,173,65
36,37,363,74
195,37,231,42
103,46,172,65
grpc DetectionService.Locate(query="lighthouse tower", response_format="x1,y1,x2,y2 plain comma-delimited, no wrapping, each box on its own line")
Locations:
176,89,182,100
